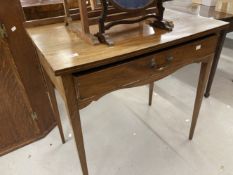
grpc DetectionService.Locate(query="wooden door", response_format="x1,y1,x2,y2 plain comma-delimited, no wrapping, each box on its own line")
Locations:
0,38,40,155
0,0,56,139
0,0,59,156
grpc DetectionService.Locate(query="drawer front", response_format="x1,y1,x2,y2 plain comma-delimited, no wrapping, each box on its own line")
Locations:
75,35,218,102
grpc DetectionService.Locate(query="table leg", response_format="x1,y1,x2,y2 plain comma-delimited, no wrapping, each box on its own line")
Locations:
189,57,213,140
204,31,227,98
40,65,66,144
149,82,154,106
61,75,89,175
49,87,66,144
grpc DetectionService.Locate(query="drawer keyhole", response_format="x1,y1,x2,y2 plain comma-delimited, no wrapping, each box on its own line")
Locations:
151,58,157,68
166,56,174,62
150,56,174,71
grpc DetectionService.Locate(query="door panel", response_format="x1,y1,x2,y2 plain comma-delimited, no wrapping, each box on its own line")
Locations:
0,0,56,139
0,39,39,154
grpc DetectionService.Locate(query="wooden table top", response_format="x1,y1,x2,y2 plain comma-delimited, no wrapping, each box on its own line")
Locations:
26,10,228,76
164,0,233,21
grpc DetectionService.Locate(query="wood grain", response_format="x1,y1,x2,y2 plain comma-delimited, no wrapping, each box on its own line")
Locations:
0,0,64,155
0,0,57,133
26,10,228,76
61,75,89,175
0,39,38,155
75,35,218,102
189,56,213,139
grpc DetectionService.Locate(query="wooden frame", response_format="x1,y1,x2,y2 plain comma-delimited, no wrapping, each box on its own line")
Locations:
0,0,66,156
63,0,99,44
96,0,173,45
63,0,174,45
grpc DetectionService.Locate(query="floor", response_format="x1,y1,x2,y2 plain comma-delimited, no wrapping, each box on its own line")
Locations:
1,33,233,175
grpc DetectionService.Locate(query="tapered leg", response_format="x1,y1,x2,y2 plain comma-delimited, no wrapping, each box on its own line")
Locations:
40,65,65,144
149,82,154,106
189,58,213,140
50,87,66,144
62,75,89,175
204,31,227,98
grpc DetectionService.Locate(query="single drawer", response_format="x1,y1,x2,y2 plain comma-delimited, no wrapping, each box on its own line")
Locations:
74,35,218,101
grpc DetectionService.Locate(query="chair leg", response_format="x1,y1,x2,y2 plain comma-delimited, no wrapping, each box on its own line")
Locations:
149,82,154,106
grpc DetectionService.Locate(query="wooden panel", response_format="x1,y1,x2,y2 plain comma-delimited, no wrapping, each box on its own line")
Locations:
23,4,64,20
20,0,88,20
0,0,59,155
20,0,61,7
0,39,39,155
75,35,218,101
0,0,56,133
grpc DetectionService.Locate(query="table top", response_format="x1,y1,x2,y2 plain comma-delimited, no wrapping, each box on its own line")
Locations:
26,10,228,76
164,0,233,21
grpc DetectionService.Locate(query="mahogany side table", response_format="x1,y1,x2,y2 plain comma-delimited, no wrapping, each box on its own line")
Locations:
26,10,228,175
